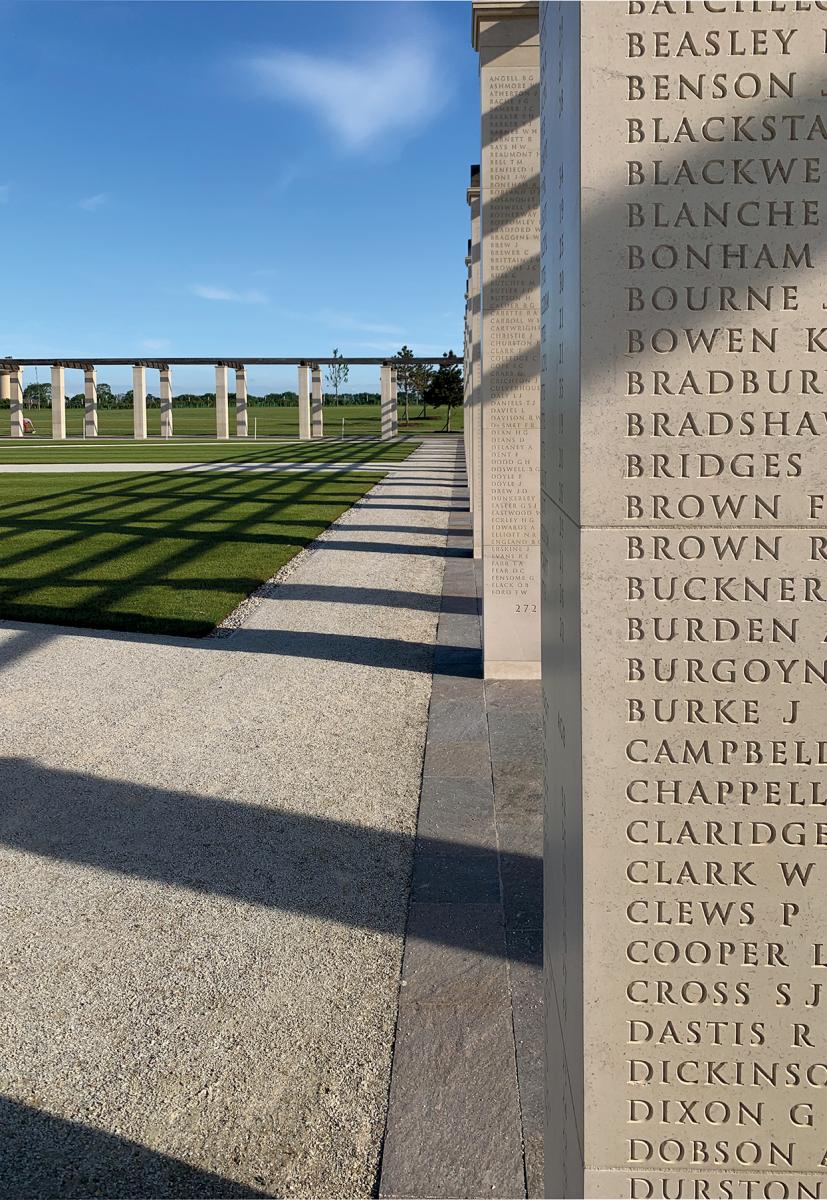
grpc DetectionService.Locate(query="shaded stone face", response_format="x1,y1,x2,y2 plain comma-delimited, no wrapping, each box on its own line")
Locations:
541,3,827,1197
467,169,483,562
474,3,541,680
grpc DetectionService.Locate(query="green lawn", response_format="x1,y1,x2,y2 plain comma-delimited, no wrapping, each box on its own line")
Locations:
0,471,381,636
0,436,418,465
7,402,461,440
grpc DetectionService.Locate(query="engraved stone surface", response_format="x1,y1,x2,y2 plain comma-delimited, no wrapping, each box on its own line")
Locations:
474,1,541,680
132,365,147,440
159,366,173,439
468,165,483,561
84,366,97,438
8,367,23,438
215,365,229,440
311,364,323,438
51,365,66,439
542,3,827,1197
298,364,311,440
381,363,395,441
235,366,248,438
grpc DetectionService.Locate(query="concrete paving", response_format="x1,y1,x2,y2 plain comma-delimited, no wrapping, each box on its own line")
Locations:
379,497,544,1200
0,438,461,1199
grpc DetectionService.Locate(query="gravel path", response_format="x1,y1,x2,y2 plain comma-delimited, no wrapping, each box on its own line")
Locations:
0,438,462,1199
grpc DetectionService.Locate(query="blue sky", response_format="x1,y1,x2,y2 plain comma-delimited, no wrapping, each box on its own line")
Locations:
1,1,478,393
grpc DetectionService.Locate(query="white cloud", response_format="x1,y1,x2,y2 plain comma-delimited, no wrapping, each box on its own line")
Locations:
0,184,11,204
248,40,449,153
351,340,408,353
274,161,306,194
78,192,109,211
190,284,268,304
317,309,403,337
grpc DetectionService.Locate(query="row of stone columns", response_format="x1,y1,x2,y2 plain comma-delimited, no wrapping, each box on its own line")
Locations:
213,365,249,440
3,361,401,441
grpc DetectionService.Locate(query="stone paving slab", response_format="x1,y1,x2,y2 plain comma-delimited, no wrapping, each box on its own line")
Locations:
0,437,461,1199
379,457,544,1200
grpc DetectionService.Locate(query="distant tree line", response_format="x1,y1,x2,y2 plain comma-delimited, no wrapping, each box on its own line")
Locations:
7,384,383,410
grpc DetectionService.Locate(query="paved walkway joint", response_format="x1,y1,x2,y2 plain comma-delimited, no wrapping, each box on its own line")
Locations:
379,447,544,1200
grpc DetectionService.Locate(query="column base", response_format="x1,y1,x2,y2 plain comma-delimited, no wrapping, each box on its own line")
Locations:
484,659,541,681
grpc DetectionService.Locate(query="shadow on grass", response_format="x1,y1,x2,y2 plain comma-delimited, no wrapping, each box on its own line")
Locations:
0,470,383,635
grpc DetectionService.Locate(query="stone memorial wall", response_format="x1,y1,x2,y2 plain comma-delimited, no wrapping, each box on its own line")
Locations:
542,2,827,1197
468,164,483,560
474,1,541,679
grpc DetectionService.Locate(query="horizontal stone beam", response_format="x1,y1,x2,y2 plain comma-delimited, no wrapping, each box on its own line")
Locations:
0,356,462,368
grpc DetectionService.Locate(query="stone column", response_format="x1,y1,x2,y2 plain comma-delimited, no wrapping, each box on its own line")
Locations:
50,366,66,439
8,367,24,438
215,366,229,439
83,366,97,437
132,366,147,439
473,2,541,679
540,6,827,1197
235,366,248,437
311,365,324,438
389,366,399,438
0,371,8,436
159,366,173,438
380,364,394,441
467,166,482,560
298,364,311,439
463,242,473,496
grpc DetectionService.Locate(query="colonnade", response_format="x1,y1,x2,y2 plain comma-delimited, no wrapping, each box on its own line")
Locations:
1,360,400,441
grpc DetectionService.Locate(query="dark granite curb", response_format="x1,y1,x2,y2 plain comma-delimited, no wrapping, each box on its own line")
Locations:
379,447,543,1200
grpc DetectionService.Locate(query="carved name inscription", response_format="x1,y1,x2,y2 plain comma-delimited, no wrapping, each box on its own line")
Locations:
606,5,827,1197
481,62,541,658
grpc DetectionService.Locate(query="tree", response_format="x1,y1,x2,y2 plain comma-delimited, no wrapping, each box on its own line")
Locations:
325,348,349,406
410,362,434,418
23,382,51,409
422,352,463,431
394,345,415,425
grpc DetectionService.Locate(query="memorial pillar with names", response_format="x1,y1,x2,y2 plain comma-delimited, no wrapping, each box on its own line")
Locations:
541,4,827,1197
215,366,229,440
235,366,248,437
473,1,541,679
50,366,66,439
159,366,173,438
8,367,23,438
0,371,9,436
390,365,399,438
298,364,312,439
464,239,473,500
380,364,394,440
468,164,483,560
311,364,324,438
133,366,147,439
83,366,97,437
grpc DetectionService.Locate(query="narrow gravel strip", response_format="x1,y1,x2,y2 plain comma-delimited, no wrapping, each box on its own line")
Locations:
0,438,461,1199
0,460,421,474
